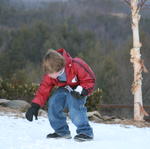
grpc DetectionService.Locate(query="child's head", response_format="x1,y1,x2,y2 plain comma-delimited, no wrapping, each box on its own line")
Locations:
43,49,65,78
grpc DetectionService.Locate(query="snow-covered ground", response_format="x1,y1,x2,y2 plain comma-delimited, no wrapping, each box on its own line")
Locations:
0,115,150,149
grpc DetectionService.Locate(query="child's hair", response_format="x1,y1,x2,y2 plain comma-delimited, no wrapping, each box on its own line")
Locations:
43,49,65,74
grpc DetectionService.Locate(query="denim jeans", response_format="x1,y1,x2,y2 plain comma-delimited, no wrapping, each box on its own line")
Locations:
48,87,93,137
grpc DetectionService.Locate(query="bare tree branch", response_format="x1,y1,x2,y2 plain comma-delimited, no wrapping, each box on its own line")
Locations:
141,4,150,10
141,0,150,9
123,0,131,7
123,0,150,10
137,0,149,13
139,0,148,9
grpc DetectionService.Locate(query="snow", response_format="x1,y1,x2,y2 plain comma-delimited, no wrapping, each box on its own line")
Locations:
0,115,150,149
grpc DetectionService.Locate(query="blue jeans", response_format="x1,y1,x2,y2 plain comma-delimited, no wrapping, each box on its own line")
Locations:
48,87,93,137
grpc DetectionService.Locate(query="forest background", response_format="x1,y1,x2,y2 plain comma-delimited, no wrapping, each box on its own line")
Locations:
0,0,150,118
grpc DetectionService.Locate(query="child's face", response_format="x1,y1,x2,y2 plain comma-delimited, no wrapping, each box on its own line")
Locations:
48,68,64,79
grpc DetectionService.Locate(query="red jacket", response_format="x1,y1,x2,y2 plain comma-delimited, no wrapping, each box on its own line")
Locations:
32,49,96,107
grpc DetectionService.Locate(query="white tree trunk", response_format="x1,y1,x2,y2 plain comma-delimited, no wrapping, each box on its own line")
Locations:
130,0,144,121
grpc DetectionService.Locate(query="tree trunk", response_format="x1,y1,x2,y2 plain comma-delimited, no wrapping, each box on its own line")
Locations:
130,0,144,121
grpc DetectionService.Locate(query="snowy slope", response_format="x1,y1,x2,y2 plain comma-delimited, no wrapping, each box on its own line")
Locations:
0,115,150,149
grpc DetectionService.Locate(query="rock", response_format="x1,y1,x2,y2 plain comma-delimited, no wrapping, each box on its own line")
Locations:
102,115,116,121
114,118,122,123
5,100,30,112
87,111,102,118
0,99,10,106
87,111,103,122
38,109,47,117
0,105,24,117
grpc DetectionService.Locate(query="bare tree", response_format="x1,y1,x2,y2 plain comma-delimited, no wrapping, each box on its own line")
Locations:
124,0,149,121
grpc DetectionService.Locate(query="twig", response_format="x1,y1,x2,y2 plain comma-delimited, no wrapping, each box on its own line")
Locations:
141,3,150,10
140,0,148,8
138,0,147,8
123,0,131,7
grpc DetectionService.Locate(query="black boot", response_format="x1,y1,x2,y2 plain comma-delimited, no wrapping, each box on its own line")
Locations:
46,133,71,139
74,134,93,142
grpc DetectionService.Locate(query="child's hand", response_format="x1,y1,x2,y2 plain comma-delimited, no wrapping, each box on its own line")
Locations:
25,103,40,121
71,90,83,99
71,85,88,99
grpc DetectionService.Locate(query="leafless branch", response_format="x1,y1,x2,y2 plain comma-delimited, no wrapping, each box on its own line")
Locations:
137,0,150,12
123,0,131,7
141,0,150,9
144,4,150,7
123,0,150,9
138,0,148,9
141,4,150,10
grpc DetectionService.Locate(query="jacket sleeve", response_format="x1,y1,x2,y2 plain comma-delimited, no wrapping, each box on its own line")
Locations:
32,75,54,107
73,58,96,95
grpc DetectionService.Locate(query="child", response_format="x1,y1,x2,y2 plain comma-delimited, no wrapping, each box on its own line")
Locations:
25,48,96,142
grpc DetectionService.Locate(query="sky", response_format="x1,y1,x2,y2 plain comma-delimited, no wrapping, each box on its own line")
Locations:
0,114,150,149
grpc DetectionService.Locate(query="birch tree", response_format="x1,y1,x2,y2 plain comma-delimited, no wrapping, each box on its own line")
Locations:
124,0,149,121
